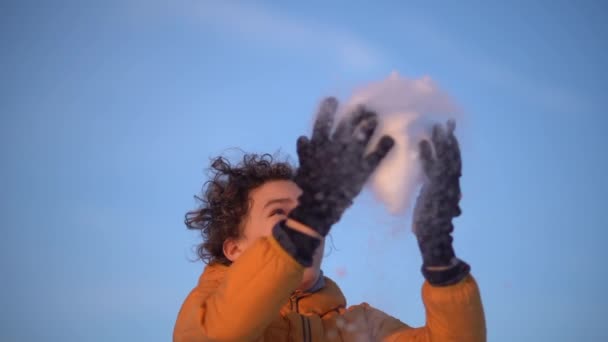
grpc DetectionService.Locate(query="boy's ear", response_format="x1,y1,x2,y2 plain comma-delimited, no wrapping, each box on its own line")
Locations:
223,238,243,262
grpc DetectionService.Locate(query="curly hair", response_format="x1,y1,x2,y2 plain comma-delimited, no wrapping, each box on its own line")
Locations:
185,153,294,265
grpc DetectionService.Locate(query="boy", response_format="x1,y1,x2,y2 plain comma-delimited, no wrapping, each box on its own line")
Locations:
174,98,486,341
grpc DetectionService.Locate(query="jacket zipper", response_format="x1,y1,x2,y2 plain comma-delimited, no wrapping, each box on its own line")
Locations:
290,294,300,313
290,293,310,342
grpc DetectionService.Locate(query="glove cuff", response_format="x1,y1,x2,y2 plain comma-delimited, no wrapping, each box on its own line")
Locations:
422,258,471,286
272,221,321,267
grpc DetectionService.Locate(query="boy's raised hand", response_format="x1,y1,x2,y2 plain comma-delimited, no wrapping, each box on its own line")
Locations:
289,97,394,237
413,120,470,285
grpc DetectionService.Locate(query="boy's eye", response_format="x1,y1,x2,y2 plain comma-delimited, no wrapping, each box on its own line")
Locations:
269,208,287,217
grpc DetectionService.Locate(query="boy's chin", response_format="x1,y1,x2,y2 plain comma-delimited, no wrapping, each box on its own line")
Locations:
298,266,320,291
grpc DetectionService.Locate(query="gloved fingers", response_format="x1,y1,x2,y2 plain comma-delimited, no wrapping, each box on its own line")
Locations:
364,135,395,171
419,139,435,177
333,105,376,142
432,122,452,160
350,113,380,157
444,120,462,176
311,97,338,144
296,136,311,159
447,119,456,135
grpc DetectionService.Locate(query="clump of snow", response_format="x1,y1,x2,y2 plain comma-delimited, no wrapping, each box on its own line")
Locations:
337,72,461,215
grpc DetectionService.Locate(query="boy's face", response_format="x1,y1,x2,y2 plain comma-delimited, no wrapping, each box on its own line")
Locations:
227,180,325,291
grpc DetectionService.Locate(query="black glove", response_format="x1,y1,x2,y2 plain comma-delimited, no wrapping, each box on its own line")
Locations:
413,120,470,286
288,97,395,236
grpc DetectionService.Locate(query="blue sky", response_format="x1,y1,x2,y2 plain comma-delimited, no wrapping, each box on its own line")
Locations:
1,1,607,341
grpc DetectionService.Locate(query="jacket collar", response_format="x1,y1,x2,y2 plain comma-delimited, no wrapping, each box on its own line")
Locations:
280,275,346,316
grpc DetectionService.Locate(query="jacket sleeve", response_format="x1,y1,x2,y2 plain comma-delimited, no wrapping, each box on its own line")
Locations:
173,236,305,342
370,274,486,342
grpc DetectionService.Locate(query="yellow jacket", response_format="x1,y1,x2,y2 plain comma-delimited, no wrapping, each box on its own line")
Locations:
174,236,485,341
